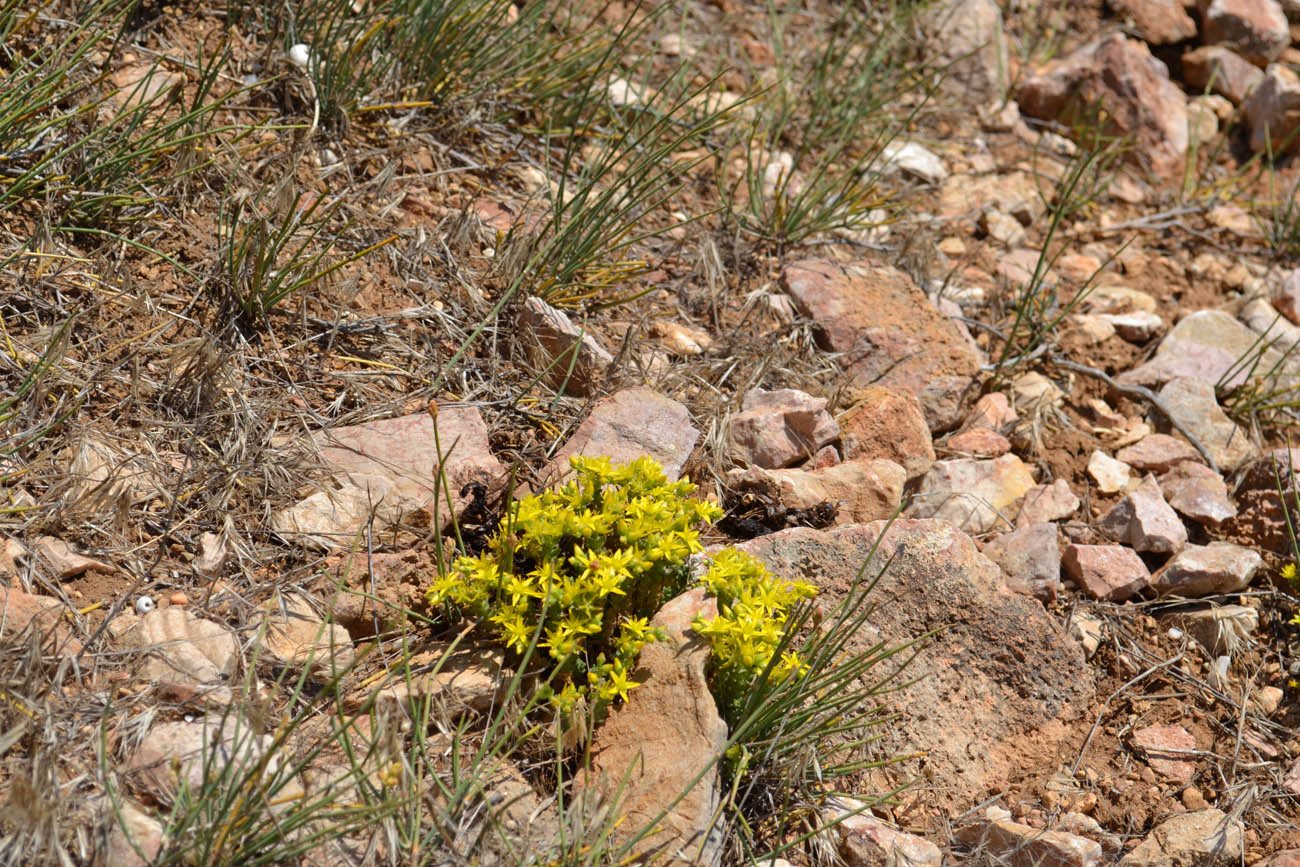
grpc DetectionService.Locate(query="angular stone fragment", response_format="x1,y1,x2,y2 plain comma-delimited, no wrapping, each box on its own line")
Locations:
1017,479,1081,526
729,388,838,469
1151,542,1262,596
908,454,1036,534
1116,434,1202,473
517,296,614,397
1088,451,1131,494
1063,545,1152,601
1120,310,1284,388
256,593,355,683
727,459,906,526
1102,310,1164,342
823,798,942,867
0,585,79,654
1118,809,1243,866
1098,475,1188,553
956,806,1103,867
1183,45,1265,103
584,588,726,867
1130,724,1197,783
280,408,505,547
1110,0,1197,43
551,388,699,482
1159,460,1237,525
839,385,936,480
1016,34,1188,177
1157,377,1256,471
946,427,1011,457
1201,0,1290,66
782,260,980,431
982,522,1061,601
919,0,1009,100
1245,63,1300,153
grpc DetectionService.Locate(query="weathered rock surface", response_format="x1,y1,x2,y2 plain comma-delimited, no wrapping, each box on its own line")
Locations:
1184,45,1266,103
1016,34,1188,177
729,388,838,468
278,408,504,548
839,385,936,480
782,260,980,431
1200,0,1290,66
1130,724,1197,783
1118,809,1243,865
908,454,1036,534
822,798,942,867
1159,461,1237,525
0,585,79,653
584,588,726,867
1119,309,1283,388
956,806,1103,867
550,388,699,481
1116,434,1203,473
982,522,1061,601
1110,0,1197,43
1151,541,1262,596
1098,474,1188,553
728,459,906,526
1157,377,1256,471
1244,63,1300,153
517,295,613,397
1017,479,1081,525
1088,450,1132,494
737,521,1093,805
1063,544,1152,601
256,592,355,682
111,608,239,704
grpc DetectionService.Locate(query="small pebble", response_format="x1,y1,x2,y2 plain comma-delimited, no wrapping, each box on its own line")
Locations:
169,592,188,607
288,43,311,70
135,596,156,615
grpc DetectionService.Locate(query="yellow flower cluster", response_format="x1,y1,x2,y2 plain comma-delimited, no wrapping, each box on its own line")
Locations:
427,455,723,713
693,548,817,713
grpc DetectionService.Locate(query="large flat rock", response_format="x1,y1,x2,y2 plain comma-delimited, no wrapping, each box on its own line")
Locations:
735,520,1094,808
782,260,980,431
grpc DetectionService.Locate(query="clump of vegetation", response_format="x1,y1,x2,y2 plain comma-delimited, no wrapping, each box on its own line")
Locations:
427,455,815,718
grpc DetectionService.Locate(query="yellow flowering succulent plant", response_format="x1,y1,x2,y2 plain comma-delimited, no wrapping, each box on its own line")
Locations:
427,455,816,717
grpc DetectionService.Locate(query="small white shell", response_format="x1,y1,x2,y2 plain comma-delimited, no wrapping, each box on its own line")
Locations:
135,596,156,615
288,44,312,70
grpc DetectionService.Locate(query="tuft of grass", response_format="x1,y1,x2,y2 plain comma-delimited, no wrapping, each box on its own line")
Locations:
714,0,931,247
715,535,927,864
989,111,1127,383
212,180,397,325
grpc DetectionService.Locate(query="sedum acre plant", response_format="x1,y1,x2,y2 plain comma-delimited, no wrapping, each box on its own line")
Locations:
427,455,815,717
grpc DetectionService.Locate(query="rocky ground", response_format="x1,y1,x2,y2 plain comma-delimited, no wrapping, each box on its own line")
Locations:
14,0,1300,864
